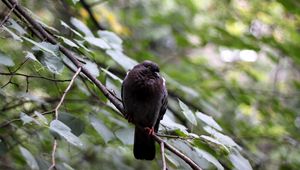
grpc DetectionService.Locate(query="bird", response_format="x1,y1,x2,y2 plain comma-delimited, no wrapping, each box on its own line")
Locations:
121,60,168,160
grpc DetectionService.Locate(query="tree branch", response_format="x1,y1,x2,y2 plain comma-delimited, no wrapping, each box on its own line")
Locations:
79,0,105,30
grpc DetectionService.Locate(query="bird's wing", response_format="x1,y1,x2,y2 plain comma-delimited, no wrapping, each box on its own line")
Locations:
154,89,168,132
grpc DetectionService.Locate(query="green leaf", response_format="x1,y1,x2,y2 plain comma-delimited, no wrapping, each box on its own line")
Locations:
199,135,230,154
97,30,123,51
20,112,39,125
70,18,93,37
160,114,188,133
60,20,83,37
0,52,15,66
90,115,115,143
83,60,100,77
7,18,26,35
100,68,123,83
23,37,56,56
34,111,48,125
19,146,39,170
178,99,197,126
25,51,38,61
229,149,253,170
58,112,85,136
32,42,64,74
196,111,222,131
3,26,23,41
106,50,138,71
195,148,224,170
58,36,79,48
115,127,134,145
49,120,83,147
204,126,241,150
85,37,110,49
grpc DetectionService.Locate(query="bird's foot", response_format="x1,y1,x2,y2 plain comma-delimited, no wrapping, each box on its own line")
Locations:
125,113,133,123
144,127,155,136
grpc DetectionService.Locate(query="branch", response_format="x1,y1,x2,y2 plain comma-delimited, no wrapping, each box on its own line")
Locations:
2,1,202,169
49,67,82,170
54,67,82,119
0,1,16,27
160,141,167,170
0,72,71,82
79,0,105,30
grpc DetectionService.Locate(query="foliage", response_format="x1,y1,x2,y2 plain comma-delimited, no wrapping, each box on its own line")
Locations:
0,0,300,169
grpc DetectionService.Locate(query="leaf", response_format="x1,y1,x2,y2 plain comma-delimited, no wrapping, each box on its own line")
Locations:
72,0,79,4
34,111,48,125
49,120,83,147
85,37,110,49
100,68,123,83
106,50,138,71
19,146,39,170
199,135,230,154
97,30,123,51
115,127,134,145
196,111,223,131
19,93,46,104
229,149,253,170
160,113,188,133
24,51,38,61
58,36,79,48
23,37,56,56
60,20,83,37
8,18,26,35
3,26,23,41
0,52,15,66
165,154,180,167
90,115,115,143
32,42,64,74
195,148,224,170
40,55,64,74
178,99,197,126
58,112,85,136
204,126,241,150
70,18,94,37
83,60,100,77
20,112,40,125
170,140,209,169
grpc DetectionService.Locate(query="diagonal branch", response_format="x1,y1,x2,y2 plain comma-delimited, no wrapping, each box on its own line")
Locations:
1,1,202,169
79,0,105,30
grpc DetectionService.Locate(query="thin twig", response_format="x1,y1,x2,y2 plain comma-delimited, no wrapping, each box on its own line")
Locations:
48,67,81,170
160,141,167,170
0,72,71,82
54,67,81,119
0,2,16,27
153,134,201,170
157,133,196,140
48,139,57,170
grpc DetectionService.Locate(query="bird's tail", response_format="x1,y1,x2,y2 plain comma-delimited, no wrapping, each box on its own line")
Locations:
134,126,156,160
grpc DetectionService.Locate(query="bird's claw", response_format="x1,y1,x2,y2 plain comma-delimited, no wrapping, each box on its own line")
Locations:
125,113,133,123
144,127,155,136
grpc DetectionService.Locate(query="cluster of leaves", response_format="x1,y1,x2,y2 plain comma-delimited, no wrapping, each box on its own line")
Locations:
0,0,300,169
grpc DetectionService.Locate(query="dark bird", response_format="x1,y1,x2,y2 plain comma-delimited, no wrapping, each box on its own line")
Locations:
121,60,168,160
